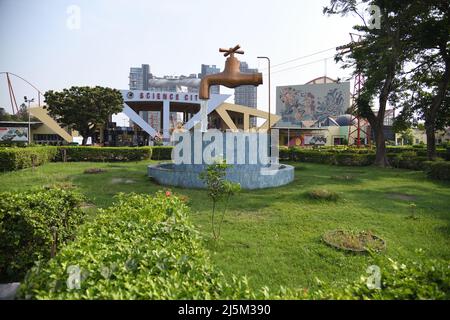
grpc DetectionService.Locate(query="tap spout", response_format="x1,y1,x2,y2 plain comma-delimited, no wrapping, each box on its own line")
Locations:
199,54,263,100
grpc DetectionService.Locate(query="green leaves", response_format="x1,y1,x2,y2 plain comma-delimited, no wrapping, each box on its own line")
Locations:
0,147,57,171
18,192,251,300
44,86,123,145
199,161,241,241
0,187,86,281
54,146,152,162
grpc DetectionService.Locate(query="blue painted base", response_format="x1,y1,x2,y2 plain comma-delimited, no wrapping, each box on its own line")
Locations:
148,163,295,190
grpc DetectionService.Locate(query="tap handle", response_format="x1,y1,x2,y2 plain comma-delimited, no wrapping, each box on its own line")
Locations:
219,45,245,57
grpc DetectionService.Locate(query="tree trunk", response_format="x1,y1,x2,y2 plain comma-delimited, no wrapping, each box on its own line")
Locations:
426,54,450,161
374,124,389,167
425,123,437,160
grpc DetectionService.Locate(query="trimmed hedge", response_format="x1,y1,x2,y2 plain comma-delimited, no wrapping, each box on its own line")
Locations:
334,153,375,166
18,192,251,299
387,154,431,171
280,146,448,170
0,187,86,281
151,146,173,161
0,147,57,171
424,161,450,181
287,148,375,166
387,146,447,158
55,146,152,162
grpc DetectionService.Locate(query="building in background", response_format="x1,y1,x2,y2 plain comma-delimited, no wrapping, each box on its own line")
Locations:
275,78,353,147
234,62,258,127
234,61,258,108
129,64,152,90
128,63,219,141
198,64,220,94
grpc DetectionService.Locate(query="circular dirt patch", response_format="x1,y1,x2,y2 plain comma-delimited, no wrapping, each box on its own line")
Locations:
322,230,386,253
386,192,417,201
84,168,107,174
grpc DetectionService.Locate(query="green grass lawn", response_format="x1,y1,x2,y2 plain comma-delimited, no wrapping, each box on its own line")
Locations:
1,161,449,292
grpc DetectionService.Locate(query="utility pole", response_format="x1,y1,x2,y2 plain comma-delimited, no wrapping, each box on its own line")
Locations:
24,96,34,144
257,56,271,155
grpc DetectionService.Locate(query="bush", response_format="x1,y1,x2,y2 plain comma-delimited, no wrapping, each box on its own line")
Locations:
424,161,450,181
335,153,375,166
18,192,252,300
55,146,152,162
309,257,450,300
279,146,291,160
287,148,375,166
290,148,336,164
0,187,86,281
151,146,173,161
0,147,57,171
387,155,431,171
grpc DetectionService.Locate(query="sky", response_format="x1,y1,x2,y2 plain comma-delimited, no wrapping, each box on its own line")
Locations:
0,0,361,124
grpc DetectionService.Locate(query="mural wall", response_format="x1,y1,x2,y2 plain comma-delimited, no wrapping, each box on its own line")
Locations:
276,82,350,127
0,127,28,142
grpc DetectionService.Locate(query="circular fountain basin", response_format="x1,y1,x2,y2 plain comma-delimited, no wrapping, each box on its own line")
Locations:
148,163,294,190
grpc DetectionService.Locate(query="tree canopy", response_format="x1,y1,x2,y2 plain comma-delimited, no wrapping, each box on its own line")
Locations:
325,0,450,162
44,86,123,145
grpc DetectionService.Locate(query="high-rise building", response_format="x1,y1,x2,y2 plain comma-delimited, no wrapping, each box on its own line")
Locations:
129,64,153,130
198,64,220,94
129,64,152,90
234,62,258,127
234,62,258,108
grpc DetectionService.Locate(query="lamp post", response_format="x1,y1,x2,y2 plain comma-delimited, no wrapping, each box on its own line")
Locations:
24,96,34,145
257,56,271,155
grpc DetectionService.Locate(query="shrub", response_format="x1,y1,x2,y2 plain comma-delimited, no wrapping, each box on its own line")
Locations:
288,148,375,166
387,155,430,171
279,146,291,160
424,161,450,181
151,146,173,161
309,257,450,300
0,187,86,281
199,161,241,241
334,153,375,166
307,189,339,201
290,148,336,164
18,192,252,300
55,146,152,162
0,147,57,171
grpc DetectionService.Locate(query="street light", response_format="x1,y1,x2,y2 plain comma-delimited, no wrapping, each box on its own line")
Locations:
24,96,34,144
257,56,271,155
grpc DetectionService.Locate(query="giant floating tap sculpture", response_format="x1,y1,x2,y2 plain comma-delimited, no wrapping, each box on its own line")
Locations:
199,45,263,100
148,45,294,190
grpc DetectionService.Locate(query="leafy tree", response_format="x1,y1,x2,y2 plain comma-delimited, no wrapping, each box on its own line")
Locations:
44,86,123,145
324,1,418,166
0,104,37,122
395,1,450,159
400,128,414,145
199,160,241,241
0,108,12,121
